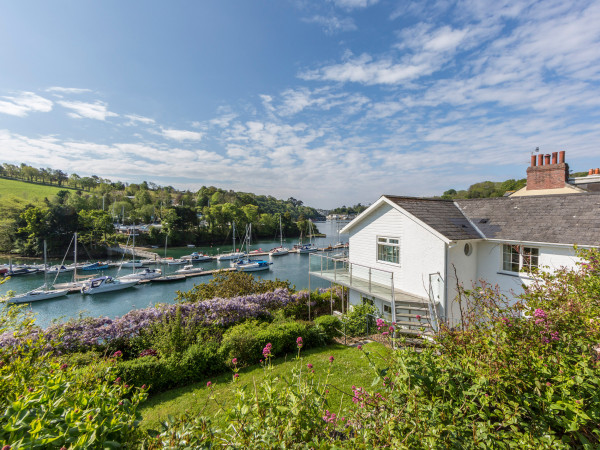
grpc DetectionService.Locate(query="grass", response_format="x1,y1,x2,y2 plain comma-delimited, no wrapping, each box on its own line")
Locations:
0,178,69,201
138,341,391,431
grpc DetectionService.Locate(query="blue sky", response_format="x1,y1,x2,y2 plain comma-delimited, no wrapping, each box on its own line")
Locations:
1,0,599,208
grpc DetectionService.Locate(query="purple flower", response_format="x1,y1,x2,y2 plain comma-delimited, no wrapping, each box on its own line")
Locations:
263,343,273,358
533,309,547,319
357,345,362,350
296,336,303,348
307,363,313,369
232,358,238,365
112,350,123,358
234,373,239,379
206,381,212,388
329,356,334,363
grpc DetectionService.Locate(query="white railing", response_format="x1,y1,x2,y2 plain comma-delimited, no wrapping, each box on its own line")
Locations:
309,253,396,302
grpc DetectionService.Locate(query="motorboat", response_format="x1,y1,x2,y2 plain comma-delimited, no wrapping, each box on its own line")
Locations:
47,265,74,274
118,268,162,281
269,246,289,256
297,244,318,254
217,252,246,261
182,252,212,262
234,259,272,272
7,285,69,303
81,276,138,295
163,258,186,265
176,264,205,275
120,260,145,268
81,261,109,271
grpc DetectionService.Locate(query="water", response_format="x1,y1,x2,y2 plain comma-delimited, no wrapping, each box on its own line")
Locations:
0,221,349,328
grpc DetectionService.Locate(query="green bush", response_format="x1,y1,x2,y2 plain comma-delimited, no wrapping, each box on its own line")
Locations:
116,342,225,394
219,319,323,367
344,303,378,336
313,315,342,341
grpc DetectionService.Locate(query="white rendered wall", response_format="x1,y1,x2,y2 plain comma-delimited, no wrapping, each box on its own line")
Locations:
475,242,581,299
348,202,446,300
446,241,480,320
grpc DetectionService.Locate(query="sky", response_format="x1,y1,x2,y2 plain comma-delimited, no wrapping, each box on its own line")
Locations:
0,0,599,209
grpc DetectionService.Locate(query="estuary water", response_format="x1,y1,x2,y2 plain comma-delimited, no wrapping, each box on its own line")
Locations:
0,221,348,328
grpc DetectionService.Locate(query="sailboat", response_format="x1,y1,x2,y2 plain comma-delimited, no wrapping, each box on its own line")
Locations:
117,230,161,281
217,222,246,261
7,241,69,303
270,215,289,256
233,224,272,272
54,233,97,290
297,221,317,253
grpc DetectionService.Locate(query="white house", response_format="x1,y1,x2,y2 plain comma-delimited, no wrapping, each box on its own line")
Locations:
308,152,600,333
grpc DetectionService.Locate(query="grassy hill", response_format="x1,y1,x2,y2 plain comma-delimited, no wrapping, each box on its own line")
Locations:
0,178,68,202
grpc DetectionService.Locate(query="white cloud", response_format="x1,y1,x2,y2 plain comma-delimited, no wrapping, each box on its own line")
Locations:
47,87,92,95
0,92,53,117
124,114,156,125
303,15,357,34
161,128,204,142
58,100,118,120
332,0,379,10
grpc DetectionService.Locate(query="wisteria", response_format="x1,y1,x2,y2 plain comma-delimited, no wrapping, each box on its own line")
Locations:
1,288,309,351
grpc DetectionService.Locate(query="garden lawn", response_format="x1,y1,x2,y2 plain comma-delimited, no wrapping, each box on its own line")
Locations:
139,342,390,431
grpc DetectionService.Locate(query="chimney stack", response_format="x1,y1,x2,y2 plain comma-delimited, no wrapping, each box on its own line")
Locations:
526,150,569,191
595,168,600,175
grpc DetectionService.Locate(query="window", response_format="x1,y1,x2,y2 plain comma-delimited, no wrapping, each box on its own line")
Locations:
383,304,391,314
502,244,539,273
377,237,400,264
464,243,473,256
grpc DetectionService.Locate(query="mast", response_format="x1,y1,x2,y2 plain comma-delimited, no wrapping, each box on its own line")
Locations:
279,215,283,247
43,239,47,288
74,232,77,283
232,221,236,252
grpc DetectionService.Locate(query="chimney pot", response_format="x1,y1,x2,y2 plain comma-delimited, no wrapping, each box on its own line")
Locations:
559,150,565,164
531,155,537,167
590,169,594,175
595,168,600,175
538,154,544,166
544,154,551,165
551,152,558,164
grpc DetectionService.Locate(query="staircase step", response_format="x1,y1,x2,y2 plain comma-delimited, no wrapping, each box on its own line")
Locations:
394,320,432,328
395,305,430,312
396,313,431,320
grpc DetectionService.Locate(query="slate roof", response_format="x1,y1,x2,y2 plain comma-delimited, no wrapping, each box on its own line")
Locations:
384,196,481,241
455,193,600,246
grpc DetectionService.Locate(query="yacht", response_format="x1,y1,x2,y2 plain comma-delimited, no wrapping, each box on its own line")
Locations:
182,251,212,262
118,268,162,281
81,276,138,295
7,285,69,303
175,264,205,275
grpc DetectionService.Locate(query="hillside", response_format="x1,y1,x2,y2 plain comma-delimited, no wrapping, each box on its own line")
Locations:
0,178,68,202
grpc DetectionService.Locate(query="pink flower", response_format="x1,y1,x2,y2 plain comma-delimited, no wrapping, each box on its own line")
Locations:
263,343,273,358
60,363,68,370
112,350,123,358
232,358,238,365
533,309,547,319
207,381,212,388
389,326,394,332
329,356,334,363
416,315,421,320
296,336,303,348
382,331,389,336
307,363,313,369
234,373,239,379
357,345,362,350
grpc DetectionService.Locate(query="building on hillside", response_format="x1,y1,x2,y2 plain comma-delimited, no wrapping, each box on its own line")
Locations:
308,152,600,334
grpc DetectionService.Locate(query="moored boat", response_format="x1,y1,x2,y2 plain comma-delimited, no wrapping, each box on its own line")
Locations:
182,252,212,262
6,285,69,303
175,264,205,275
234,259,272,272
118,268,162,281
81,276,138,295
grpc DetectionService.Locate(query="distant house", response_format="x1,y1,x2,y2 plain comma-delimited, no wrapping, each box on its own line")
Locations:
308,152,600,333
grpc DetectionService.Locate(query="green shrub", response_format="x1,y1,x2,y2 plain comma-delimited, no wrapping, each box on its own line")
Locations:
344,303,378,336
116,342,225,394
219,319,323,367
313,315,342,341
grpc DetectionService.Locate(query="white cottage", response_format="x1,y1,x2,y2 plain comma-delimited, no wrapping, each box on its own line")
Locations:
309,152,600,333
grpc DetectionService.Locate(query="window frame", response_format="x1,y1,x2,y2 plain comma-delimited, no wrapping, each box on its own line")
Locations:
376,236,400,265
502,244,539,274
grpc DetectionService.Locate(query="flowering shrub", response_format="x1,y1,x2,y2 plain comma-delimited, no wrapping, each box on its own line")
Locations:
0,305,146,448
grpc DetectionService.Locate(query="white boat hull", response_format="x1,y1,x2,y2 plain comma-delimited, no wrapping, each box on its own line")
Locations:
82,277,138,295
8,288,69,303
217,252,245,261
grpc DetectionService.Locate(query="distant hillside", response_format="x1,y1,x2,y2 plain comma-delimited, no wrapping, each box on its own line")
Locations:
0,178,70,202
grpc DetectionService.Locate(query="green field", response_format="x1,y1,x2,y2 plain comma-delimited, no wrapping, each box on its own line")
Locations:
139,342,391,431
0,178,69,201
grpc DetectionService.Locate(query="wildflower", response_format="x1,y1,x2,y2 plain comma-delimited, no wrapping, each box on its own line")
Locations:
112,350,123,358
389,326,394,332
141,384,147,389
376,318,385,327
232,358,238,365
263,343,273,358
296,336,303,348
416,315,421,320
2,445,10,450
114,377,122,384
307,363,313,369
207,381,212,388
533,309,547,319
546,382,552,387
329,356,334,363
234,373,239,379
382,331,389,336
60,363,68,370
118,401,123,405
357,345,362,350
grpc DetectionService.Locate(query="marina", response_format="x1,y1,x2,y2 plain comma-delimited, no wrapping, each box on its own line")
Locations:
0,221,349,328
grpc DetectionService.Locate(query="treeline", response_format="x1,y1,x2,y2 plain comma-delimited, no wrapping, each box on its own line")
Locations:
0,162,323,256
439,179,527,199
328,203,368,215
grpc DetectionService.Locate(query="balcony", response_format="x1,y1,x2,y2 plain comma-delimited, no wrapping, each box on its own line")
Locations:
308,253,426,304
